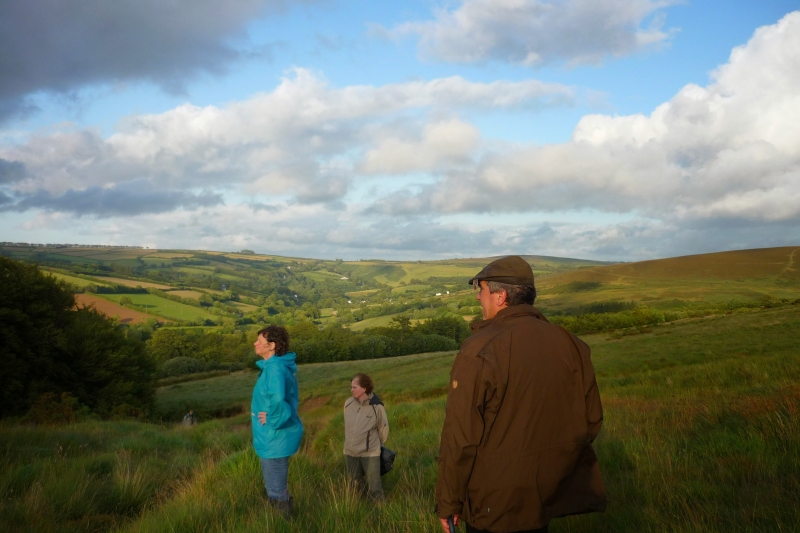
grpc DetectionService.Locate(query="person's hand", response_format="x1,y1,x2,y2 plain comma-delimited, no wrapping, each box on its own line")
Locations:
438,515,459,532
258,411,267,425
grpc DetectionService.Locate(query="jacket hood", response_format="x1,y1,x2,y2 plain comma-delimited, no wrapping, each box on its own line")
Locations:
369,393,383,406
470,304,548,332
256,351,298,373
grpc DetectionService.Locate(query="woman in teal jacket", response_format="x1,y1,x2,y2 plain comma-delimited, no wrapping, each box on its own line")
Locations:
251,325,304,519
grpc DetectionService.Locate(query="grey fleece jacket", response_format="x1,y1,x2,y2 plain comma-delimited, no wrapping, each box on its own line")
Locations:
343,392,389,457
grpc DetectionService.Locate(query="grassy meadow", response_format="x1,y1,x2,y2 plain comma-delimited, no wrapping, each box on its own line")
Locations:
4,303,800,532
101,294,218,323
44,271,113,288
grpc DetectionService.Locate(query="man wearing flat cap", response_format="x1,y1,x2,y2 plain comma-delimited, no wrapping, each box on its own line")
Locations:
435,256,606,533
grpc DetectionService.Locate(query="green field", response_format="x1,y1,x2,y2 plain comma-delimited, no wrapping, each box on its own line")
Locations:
4,303,799,532
391,284,430,294
101,294,218,322
346,313,403,331
345,289,380,298
174,266,215,276
302,270,344,282
226,301,259,312
44,270,113,288
166,290,206,299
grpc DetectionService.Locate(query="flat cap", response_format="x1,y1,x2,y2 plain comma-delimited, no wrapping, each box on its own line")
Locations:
468,255,535,287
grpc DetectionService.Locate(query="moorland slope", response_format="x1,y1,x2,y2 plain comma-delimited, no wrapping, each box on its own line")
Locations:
3,303,799,532
536,246,800,315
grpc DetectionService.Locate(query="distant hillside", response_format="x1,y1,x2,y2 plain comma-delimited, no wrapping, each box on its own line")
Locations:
4,243,799,335
536,246,800,314
541,247,800,284
0,244,610,331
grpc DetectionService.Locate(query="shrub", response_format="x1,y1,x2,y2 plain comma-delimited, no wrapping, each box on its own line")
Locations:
159,357,207,377
23,392,87,425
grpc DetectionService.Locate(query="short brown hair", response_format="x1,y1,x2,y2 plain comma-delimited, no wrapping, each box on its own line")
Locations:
485,280,537,305
257,325,290,356
352,373,374,394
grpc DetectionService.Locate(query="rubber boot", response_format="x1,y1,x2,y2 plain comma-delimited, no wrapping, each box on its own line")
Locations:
269,496,293,520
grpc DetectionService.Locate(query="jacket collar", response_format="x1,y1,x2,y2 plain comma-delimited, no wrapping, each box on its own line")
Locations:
347,391,374,408
360,392,374,406
470,304,548,332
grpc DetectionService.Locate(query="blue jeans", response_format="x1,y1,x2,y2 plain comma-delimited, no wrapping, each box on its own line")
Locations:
260,457,290,501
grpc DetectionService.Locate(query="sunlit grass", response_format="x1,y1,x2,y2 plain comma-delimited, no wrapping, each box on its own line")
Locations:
3,306,800,532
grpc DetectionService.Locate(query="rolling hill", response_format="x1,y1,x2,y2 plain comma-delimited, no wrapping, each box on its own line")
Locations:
3,244,800,335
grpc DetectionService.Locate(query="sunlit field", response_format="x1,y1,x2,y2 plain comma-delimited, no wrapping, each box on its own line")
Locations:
4,303,799,532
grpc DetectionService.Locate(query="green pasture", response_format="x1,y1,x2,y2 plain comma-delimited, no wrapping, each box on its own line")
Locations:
107,259,143,268
345,289,380,298
143,252,195,259
215,273,248,282
3,304,800,531
174,266,215,276
301,270,343,282
140,257,171,266
44,271,113,288
226,301,259,312
389,263,480,285
2,246,142,260
95,276,171,290
65,251,143,261
166,290,205,299
4,250,102,264
332,263,402,284
391,284,429,294
101,294,218,322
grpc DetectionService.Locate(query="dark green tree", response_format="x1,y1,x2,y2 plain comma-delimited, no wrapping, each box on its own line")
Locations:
415,315,471,344
147,328,198,362
0,257,155,419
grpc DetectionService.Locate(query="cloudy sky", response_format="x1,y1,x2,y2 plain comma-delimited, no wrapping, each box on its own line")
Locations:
1,0,799,261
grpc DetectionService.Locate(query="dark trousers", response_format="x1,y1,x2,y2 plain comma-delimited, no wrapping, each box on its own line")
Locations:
466,523,548,533
344,454,384,500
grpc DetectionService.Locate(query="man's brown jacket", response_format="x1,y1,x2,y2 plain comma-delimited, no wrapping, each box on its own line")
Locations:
435,305,606,532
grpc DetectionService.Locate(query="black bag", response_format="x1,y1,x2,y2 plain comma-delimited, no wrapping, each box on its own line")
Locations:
369,394,396,476
380,445,396,476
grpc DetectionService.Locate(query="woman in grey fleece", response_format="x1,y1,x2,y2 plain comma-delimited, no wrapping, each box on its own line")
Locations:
344,373,389,501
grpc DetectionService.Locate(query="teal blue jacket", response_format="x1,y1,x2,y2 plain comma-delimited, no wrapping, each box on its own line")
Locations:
250,353,304,459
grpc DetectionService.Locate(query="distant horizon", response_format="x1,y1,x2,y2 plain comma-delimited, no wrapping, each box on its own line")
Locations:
6,240,799,266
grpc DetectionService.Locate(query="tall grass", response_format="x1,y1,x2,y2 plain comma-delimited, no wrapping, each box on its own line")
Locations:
2,306,800,532
0,420,249,532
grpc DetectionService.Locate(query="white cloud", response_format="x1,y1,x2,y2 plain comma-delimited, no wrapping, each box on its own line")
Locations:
0,69,571,214
377,11,800,227
360,118,480,174
387,0,680,66
4,12,800,261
